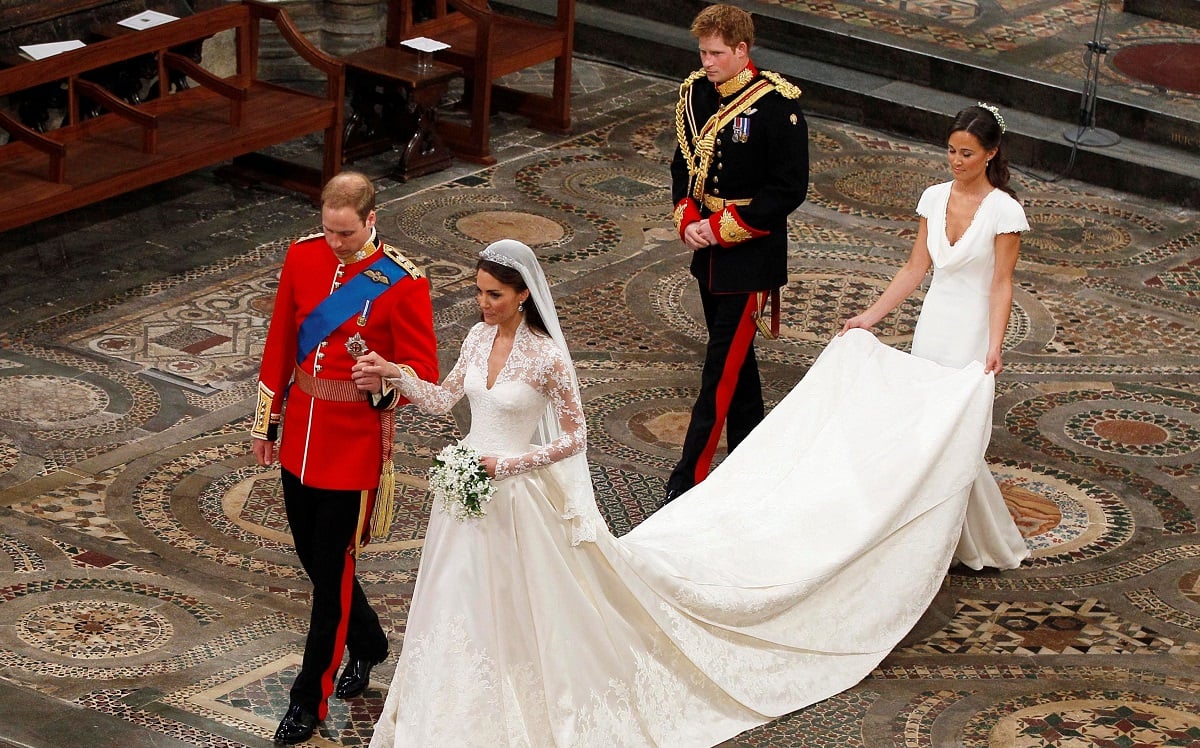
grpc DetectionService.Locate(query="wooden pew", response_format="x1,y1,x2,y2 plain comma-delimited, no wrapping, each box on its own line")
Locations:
0,0,190,53
0,1,197,130
381,0,575,164
0,0,344,234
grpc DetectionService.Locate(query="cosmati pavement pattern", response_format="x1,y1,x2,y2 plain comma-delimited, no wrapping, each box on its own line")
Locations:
0,55,1198,747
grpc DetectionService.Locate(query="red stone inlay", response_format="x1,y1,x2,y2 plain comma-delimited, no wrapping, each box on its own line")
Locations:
1093,419,1168,445
1112,43,1200,95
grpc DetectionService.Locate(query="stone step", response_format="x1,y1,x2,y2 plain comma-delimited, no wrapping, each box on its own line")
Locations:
500,0,1200,208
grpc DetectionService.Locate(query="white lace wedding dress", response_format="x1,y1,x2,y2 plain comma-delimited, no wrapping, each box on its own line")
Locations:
913,181,1031,570
370,321,998,747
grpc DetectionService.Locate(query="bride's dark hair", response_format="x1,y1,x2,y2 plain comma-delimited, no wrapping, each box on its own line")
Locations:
477,258,550,337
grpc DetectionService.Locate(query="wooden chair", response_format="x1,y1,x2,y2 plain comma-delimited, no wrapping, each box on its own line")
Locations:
386,0,574,164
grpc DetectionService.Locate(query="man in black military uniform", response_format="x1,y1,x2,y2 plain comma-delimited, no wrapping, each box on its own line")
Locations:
664,3,809,503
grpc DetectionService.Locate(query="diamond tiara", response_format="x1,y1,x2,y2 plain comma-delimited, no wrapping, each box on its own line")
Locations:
479,246,522,270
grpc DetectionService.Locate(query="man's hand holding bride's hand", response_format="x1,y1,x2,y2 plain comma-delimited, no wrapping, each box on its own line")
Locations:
351,351,400,394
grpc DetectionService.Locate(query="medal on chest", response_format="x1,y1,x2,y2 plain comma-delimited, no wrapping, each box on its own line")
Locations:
732,115,751,143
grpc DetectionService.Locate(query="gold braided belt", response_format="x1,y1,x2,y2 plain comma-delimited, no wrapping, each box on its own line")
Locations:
702,195,752,213
292,366,368,402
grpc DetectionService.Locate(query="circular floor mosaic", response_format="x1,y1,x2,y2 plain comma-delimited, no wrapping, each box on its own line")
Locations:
1064,408,1200,458
808,154,943,221
970,692,1200,747
994,463,1133,567
455,210,566,247
17,600,173,659
0,375,109,425
561,165,670,208
1019,198,1166,268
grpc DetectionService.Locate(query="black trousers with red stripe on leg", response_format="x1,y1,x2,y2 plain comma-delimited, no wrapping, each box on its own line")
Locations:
665,288,764,499
281,469,389,720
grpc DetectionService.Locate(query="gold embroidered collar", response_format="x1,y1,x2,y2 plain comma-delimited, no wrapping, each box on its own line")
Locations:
338,228,381,265
716,62,757,98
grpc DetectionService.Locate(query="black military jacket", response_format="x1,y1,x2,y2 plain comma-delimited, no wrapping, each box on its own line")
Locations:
671,62,809,294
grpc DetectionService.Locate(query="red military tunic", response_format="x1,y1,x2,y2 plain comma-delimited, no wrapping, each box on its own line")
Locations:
253,229,438,490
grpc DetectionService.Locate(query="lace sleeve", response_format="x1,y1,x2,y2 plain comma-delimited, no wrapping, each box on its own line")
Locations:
389,326,478,415
494,344,587,479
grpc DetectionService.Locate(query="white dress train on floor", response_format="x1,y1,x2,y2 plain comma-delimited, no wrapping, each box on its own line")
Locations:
370,325,997,747
912,181,1031,570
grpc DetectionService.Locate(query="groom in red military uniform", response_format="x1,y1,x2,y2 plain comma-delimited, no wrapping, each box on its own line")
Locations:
664,4,809,504
251,171,438,745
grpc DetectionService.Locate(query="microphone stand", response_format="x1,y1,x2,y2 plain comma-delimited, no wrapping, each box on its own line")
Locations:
1064,0,1120,147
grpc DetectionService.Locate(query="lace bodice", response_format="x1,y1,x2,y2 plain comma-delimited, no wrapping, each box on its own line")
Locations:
391,321,586,480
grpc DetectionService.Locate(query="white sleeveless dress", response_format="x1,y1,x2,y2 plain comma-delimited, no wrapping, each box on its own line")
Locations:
913,181,1031,570
370,321,999,747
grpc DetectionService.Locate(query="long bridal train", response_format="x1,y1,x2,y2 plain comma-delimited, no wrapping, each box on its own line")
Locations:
371,330,998,747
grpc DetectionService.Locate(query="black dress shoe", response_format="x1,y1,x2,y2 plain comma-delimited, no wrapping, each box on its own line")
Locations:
273,703,318,745
335,654,384,699
663,484,690,504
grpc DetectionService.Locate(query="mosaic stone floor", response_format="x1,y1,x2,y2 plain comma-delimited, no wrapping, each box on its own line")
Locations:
0,57,1198,747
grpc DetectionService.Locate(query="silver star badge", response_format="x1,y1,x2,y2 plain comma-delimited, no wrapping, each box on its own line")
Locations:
345,332,369,358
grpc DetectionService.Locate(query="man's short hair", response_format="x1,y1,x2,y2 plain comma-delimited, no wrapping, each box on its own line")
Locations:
321,171,376,221
691,4,755,49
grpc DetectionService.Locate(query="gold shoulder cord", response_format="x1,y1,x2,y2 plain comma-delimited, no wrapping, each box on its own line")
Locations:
383,243,424,279
675,70,708,192
759,70,802,99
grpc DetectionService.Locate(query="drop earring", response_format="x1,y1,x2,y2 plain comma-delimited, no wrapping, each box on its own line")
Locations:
518,301,524,312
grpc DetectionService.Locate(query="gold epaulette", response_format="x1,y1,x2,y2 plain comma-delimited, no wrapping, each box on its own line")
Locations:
383,243,424,279
294,230,324,244
759,70,802,99
678,69,707,95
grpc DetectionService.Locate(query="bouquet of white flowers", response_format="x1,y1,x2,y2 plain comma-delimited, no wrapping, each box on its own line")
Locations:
428,443,495,521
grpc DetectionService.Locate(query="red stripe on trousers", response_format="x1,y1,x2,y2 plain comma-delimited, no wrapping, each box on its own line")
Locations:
693,295,759,485
316,546,357,720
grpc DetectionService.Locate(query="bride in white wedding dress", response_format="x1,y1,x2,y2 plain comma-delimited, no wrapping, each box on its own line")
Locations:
842,103,1030,570
355,238,1000,747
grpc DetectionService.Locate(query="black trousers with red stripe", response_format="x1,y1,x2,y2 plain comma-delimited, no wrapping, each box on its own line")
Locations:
666,288,764,495
281,469,389,719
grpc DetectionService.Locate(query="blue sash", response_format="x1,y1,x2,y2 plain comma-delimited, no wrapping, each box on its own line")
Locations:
296,254,410,363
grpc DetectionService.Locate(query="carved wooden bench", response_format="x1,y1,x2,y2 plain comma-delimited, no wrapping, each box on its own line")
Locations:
0,0,344,234
379,0,575,164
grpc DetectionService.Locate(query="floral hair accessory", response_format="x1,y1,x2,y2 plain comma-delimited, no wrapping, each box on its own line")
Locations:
976,102,1006,134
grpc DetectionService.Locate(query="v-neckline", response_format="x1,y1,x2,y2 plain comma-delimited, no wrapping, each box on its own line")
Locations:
485,322,521,390
944,185,994,247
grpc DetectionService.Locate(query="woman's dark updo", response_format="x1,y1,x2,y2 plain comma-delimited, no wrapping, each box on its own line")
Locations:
949,105,1016,198
477,258,550,336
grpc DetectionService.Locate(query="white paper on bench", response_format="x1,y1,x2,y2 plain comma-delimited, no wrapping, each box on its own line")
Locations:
118,10,179,30
401,36,451,52
19,40,86,60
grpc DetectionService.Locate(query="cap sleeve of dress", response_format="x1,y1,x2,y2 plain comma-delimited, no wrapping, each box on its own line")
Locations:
994,192,1031,235
916,182,948,220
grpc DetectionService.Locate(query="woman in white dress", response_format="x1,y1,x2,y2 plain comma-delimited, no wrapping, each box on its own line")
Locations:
842,103,1030,570
353,238,1003,746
